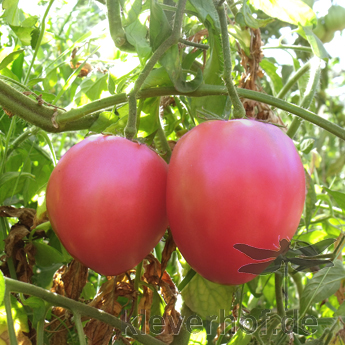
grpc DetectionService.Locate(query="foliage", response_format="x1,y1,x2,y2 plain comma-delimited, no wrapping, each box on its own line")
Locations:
0,0,345,344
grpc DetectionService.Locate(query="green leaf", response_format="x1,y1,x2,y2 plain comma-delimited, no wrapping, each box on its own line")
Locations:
21,15,38,27
22,297,46,329
241,3,275,29
0,49,24,70
0,271,5,306
250,0,316,26
300,138,314,154
108,71,116,95
125,19,152,65
150,0,172,52
120,0,142,26
142,67,173,89
2,0,21,26
260,59,283,95
0,171,35,204
74,73,108,105
11,51,24,80
181,272,235,320
334,301,345,317
10,25,35,46
139,97,160,136
324,187,345,211
30,27,40,49
89,111,119,134
302,26,330,61
188,0,220,31
304,171,317,229
300,260,345,316
227,330,252,344
80,282,97,300
33,242,65,267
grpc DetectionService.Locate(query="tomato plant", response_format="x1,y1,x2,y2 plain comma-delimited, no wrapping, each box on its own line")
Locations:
167,120,306,285
46,135,168,276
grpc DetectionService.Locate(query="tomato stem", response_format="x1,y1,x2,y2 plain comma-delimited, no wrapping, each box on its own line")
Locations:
287,58,321,139
133,260,143,327
124,0,188,140
274,271,286,318
216,3,246,119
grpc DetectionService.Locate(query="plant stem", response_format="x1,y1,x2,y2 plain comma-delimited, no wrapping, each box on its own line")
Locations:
106,0,135,52
124,0,187,139
262,45,313,53
133,260,143,326
2,79,345,141
277,60,312,100
73,310,87,345
4,277,166,345
287,57,321,139
178,38,209,50
7,127,40,157
24,0,55,85
275,272,286,318
216,3,246,119
177,269,196,291
4,285,17,345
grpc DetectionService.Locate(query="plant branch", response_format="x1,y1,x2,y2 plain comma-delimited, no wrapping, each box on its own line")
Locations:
216,3,246,119
5,277,166,345
106,0,135,52
124,0,187,140
287,57,321,138
2,80,345,141
178,38,209,50
277,60,312,100
262,45,313,53
275,272,286,318
24,0,55,85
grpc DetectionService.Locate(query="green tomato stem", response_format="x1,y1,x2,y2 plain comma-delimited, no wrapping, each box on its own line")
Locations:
4,285,17,345
216,3,246,119
24,0,55,85
124,0,188,140
4,277,167,345
274,272,286,318
73,310,87,345
177,269,196,292
287,57,321,138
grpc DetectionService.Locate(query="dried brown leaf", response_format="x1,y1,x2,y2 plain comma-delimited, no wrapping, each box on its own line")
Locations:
0,330,32,345
62,260,88,300
0,206,35,228
160,230,176,276
4,225,29,257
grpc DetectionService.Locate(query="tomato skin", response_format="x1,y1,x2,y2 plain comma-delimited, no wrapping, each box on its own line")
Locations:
46,135,168,276
167,120,305,285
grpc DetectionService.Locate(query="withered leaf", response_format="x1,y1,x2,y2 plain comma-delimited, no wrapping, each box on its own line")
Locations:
160,230,176,277
62,260,88,301
5,225,30,257
0,206,35,228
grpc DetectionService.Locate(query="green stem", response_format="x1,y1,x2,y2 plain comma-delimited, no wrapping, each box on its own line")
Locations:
7,127,40,157
24,0,55,85
235,284,245,329
287,58,321,138
4,285,17,345
106,0,135,52
4,277,166,345
0,116,16,174
177,269,196,292
124,0,187,139
277,60,312,100
178,38,209,50
133,260,143,326
216,3,246,119
226,0,239,16
2,79,345,141
36,306,50,345
73,310,87,345
275,272,285,318
262,44,313,53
